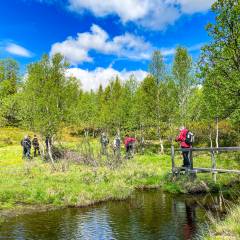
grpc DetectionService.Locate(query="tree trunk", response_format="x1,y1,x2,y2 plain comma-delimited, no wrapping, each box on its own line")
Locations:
84,129,89,138
157,126,164,154
48,138,55,170
208,124,213,148
215,117,219,153
159,137,164,154
39,140,45,160
209,133,213,148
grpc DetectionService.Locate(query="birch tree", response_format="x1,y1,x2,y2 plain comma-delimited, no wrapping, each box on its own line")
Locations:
173,47,195,126
149,50,166,153
21,54,79,163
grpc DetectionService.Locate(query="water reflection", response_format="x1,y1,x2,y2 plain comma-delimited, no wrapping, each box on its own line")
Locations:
0,191,224,240
183,201,197,240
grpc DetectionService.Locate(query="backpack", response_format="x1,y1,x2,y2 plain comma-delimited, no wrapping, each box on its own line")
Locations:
22,139,31,149
185,131,194,145
115,138,121,148
32,137,39,147
102,136,109,146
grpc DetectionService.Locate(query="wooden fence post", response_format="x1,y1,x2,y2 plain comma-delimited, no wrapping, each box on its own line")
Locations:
171,145,175,174
189,148,196,179
211,148,217,183
189,148,193,170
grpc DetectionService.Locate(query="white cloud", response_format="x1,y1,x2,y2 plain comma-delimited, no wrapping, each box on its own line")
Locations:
68,0,214,30
173,0,215,14
138,1,181,30
66,67,148,91
161,47,176,57
50,24,152,65
5,43,32,57
68,0,149,22
161,43,204,56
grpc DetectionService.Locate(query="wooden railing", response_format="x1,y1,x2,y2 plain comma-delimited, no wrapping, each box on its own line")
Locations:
170,146,240,181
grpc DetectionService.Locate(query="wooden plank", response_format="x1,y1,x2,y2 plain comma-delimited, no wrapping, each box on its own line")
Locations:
175,147,240,152
191,167,240,174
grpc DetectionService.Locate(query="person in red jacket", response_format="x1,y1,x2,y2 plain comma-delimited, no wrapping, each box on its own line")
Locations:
124,134,136,159
176,126,191,168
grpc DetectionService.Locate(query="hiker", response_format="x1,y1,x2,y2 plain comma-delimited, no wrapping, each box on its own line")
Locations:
21,135,31,159
32,135,40,157
112,134,121,157
176,126,194,168
100,132,109,155
124,134,136,159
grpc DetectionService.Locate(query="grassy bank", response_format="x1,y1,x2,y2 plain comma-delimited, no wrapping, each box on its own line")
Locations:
204,205,240,240
0,127,240,238
0,145,239,209
0,152,168,211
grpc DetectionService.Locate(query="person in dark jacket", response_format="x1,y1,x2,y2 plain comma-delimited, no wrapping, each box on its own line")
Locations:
112,134,121,157
176,126,191,168
21,135,31,159
100,132,109,155
124,134,136,159
32,135,40,157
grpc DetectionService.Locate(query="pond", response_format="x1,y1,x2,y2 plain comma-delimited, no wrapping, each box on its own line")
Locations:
0,190,226,240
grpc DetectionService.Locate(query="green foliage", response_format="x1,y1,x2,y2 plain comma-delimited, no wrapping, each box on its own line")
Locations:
173,46,196,125
149,50,166,85
0,58,19,97
21,54,79,137
0,0,239,147
0,58,21,126
134,75,158,126
200,0,240,124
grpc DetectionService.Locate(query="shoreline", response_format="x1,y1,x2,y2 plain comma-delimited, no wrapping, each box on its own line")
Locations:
0,186,161,223
1,177,239,222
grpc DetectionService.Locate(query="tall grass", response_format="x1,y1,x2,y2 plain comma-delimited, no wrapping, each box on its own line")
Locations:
204,204,240,240
0,154,167,210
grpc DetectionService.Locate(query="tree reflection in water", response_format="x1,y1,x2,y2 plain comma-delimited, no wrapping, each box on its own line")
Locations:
0,190,225,240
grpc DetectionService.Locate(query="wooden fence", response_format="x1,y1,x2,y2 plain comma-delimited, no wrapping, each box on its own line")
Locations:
170,146,240,181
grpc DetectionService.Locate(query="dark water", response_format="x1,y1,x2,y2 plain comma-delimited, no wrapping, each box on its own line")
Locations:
0,190,225,240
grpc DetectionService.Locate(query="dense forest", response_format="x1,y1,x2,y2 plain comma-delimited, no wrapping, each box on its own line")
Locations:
0,0,239,150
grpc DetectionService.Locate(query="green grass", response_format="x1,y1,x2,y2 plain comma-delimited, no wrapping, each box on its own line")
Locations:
0,127,33,148
204,205,240,240
0,127,170,210
0,145,23,166
0,127,240,238
0,153,168,209
0,142,239,211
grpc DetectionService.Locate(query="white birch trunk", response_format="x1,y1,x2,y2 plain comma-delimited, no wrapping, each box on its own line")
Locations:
216,117,219,153
48,138,55,170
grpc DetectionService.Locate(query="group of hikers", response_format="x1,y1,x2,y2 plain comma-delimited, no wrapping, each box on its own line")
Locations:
100,132,137,159
21,132,137,160
21,126,193,167
100,125,194,165
21,135,40,159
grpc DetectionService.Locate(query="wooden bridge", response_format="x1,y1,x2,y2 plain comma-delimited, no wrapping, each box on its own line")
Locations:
170,146,240,182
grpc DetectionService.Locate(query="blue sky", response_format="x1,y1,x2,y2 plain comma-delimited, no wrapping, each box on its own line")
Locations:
0,0,215,90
